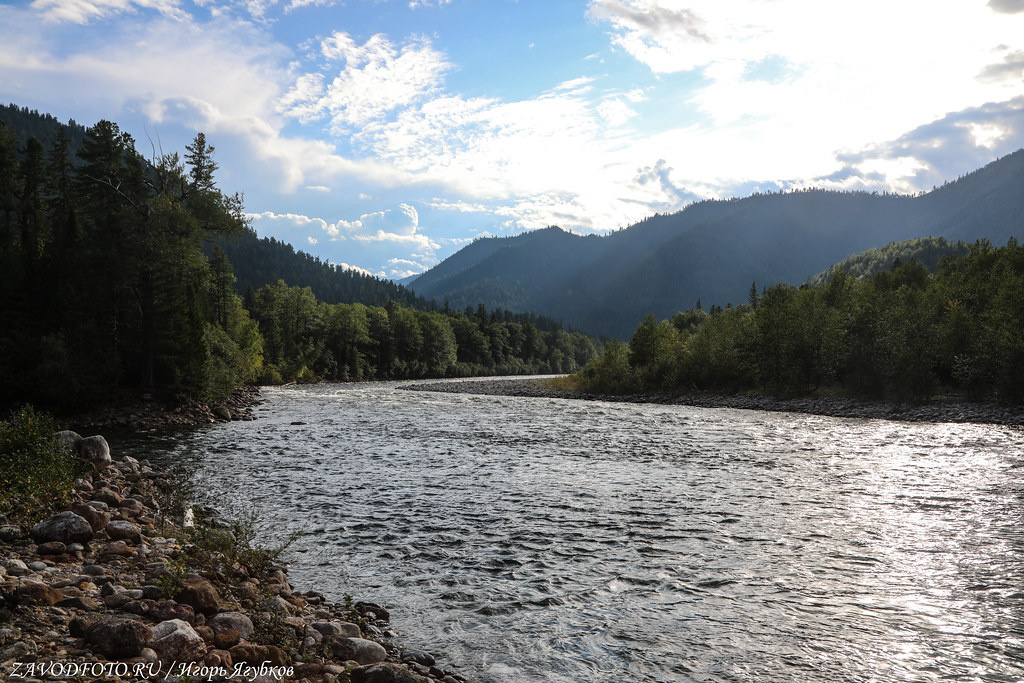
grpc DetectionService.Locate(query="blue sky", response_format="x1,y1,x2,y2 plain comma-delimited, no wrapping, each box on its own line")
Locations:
2,0,1023,280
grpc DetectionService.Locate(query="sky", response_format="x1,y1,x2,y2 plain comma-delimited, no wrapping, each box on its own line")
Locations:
2,0,1023,280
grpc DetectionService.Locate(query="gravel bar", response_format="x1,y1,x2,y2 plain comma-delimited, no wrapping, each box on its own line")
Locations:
400,377,1024,426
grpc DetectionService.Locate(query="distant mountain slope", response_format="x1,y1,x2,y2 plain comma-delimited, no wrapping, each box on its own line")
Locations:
413,150,1024,337
806,237,971,288
209,228,428,308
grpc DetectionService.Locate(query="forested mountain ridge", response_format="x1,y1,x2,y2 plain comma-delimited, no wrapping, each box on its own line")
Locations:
0,103,428,313
412,150,1024,338
807,237,971,288
207,227,427,309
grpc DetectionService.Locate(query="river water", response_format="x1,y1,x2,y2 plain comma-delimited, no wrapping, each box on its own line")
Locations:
126,381,1024,682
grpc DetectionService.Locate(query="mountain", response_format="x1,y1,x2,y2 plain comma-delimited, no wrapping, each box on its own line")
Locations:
806,237,971,288
412,150,1024,338
207,228,428,309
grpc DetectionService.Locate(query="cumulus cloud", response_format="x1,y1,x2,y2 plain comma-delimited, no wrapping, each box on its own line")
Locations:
828,97,1024,193
335,261,373,276
386,258,428,279
279,32,451,132
247,210,361,241
359,203,420,237
979,49,1024,83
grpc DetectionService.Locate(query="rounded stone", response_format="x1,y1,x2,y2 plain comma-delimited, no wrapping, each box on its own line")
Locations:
150,618,204,663
14,582,62,606
85,618,152,659
106,520,142,544
174,577,220,616
351,662,432,683
36,541,67,556
30,511,94,545
77,435,112,471
331,637,388,665
207,611,255,640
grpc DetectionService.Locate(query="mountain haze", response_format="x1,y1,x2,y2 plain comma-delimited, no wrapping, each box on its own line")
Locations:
412,150,1024,338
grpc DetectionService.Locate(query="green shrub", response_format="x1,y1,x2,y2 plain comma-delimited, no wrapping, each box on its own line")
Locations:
187,504,300,580
0,405,89,524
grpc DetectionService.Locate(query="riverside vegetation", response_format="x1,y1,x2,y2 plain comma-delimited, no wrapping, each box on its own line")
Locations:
0,111,599,418
0,406,468,682
566,240,1024,405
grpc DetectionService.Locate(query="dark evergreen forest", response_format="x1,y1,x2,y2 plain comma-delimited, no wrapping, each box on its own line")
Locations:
0,108,599,412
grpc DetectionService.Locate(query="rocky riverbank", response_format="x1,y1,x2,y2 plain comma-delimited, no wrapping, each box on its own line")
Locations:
61,385,263,434
402,377,1024,426
0,431,471,683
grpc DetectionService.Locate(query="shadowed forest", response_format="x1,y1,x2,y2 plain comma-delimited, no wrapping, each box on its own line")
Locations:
0,109,597,412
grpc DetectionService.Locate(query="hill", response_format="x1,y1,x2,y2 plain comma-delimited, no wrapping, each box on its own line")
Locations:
806,237,971,288
412,151,1024,337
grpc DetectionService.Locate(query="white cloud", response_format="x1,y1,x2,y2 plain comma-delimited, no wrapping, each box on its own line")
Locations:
408,0,452,8
31,0,187,23
597,98,637,126
428,199,490,213
386,257,428,279
247,210,361,241
279,32,452,133
336,262,373,276
359,203,419,237
285,0,338,13
353,230,439,251
589,0,1024,142
307,235,318,245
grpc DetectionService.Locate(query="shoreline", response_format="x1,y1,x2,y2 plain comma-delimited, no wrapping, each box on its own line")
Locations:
401,377,1024,426
0,429,471,683
60,385,264,434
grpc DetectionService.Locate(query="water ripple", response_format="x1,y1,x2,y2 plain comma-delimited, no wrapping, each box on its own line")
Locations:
126,381,1024,682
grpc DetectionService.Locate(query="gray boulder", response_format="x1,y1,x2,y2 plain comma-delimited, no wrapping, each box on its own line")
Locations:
207,611,255,641
331,637,387,665
53,430,82,448
312,620,361,638
106,520,142,544
77,435,111,471
150,619,203,663
30,511,94,545
85,618,152,659
351,663,432,683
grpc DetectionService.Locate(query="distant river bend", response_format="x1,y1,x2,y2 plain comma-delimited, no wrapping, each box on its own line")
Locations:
127,380,1024,682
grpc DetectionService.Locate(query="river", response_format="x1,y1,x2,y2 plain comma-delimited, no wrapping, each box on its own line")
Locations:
124,380,1024,682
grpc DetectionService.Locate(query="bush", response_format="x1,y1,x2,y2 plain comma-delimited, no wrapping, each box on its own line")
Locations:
187,504,300,580
576,340,638,394
0,405,88,524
